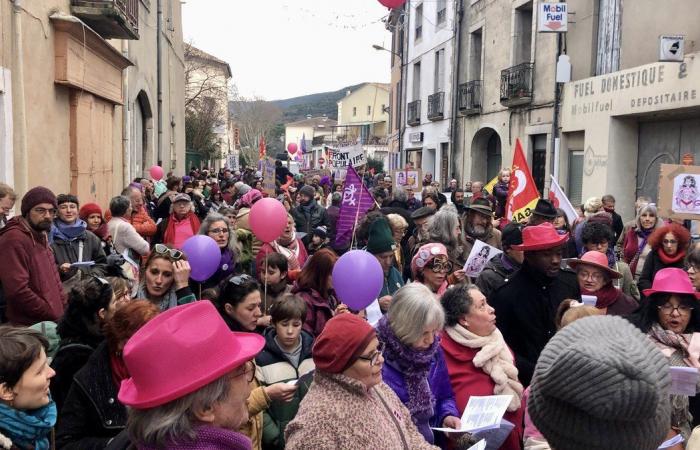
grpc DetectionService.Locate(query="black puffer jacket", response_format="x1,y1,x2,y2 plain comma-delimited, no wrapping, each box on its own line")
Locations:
51,230,107,281
55,342,126,450
475,254,521,300
291,201,330,245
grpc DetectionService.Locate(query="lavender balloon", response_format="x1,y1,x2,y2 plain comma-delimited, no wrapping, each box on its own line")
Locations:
181,235,220,282
332,250,383,311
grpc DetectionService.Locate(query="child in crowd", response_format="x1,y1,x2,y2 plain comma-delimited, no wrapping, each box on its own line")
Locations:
255,294,315,450
307,226,329,256
258,252,292,311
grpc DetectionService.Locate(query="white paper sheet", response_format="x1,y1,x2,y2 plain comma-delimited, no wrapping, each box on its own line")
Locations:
467,440,486,450
581,295,597,306
70,261,95,267
365,299,383,327
472,419,515,450
463,240,502,277
658,433,684,449
286,379,298,386
669,366,699,396
432,395,512,434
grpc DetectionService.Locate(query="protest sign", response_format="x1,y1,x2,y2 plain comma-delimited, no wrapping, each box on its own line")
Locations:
261,156,276,196
226,153,239,171
432,395,512,434
463,240,502,277
392,169,422,190
329,143,367,169
658,163,700,220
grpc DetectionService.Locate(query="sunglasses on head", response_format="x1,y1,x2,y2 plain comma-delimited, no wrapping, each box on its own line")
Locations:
154,244,183,260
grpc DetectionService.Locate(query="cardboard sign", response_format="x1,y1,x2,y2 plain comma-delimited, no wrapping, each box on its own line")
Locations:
261,156,276,196
657,163,700,220
328,143,367,169
392,169,422,191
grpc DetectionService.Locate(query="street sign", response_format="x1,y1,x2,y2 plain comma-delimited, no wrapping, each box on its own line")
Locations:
659,35,685,62
538,3,567,33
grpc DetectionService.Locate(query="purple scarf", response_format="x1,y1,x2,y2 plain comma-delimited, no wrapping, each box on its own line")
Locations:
376,316,437,420
136,425,252,450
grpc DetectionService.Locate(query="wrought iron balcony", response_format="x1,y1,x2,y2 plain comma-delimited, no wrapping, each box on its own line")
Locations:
427,92,445,121
500,62,534,107
458,81,482,115
71,0,139,40
407,100,421,126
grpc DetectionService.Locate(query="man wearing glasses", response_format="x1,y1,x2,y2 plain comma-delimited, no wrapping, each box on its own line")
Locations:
0,186,65,325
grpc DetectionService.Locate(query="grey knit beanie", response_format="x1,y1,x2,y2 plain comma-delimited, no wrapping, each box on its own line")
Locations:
237,183,252,196
528,315,671,450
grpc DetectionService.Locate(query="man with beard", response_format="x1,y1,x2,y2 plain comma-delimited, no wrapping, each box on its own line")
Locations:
0,187,65,325
490,223,580,386
462,198,501,259
406,206,435,280
291,185,330,249
452,189,466,215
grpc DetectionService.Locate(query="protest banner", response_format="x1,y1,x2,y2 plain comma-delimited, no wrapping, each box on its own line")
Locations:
392,169,422,190
226,153,239,171
261,156,276,196
329,142,367,169
657,163,700,220
506,139,540,222
336,166,375,247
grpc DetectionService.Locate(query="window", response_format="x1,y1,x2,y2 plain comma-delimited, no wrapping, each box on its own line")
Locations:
437,0,447,25
412,62,421,100
514,2,533,65
469,28,483,81
367,105,371,115
434,49,445,92
415,4,423,41
596,0,622,75
353,107,357,117
531,134,547,194
567,151,584,206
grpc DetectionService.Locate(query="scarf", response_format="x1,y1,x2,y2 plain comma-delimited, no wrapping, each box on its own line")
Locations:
376,316,437,420
658,248,687,265
110,353,130,389
581,283,620,309
50,218,87,243
274,236,301,270
0,401,57,450
136,425,253,450
163,212,201,247
91,222,111,241
444,324,523,412
136,284,178,311
630,227,654,274
649,323,700,368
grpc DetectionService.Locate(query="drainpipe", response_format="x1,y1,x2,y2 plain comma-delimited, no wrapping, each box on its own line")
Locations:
550,33,563,184
156,0,163,167
450,0,463,183
11,0,28,195
121,40,130,186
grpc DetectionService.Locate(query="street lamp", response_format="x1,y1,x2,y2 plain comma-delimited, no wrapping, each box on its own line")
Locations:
372,44,400,58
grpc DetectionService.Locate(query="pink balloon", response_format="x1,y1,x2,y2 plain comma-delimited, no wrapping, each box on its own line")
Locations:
378,0,406,8
287,143,298,155
249,198,287,243
149,165,164,181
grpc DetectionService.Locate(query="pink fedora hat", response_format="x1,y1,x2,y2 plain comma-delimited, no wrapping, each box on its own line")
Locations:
118,301,265,409
511,222,568,252
642,267,700,299
567,251,622,279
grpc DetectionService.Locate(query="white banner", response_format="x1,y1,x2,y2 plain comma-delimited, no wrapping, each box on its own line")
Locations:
549,176,578,224
328,143,367,168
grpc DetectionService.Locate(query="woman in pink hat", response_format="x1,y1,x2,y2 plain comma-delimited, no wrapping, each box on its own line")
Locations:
411,243,453,296
630,267,700,439
117,301,266,450
567,251,638,316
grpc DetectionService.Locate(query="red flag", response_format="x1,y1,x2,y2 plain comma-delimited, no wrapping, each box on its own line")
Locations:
258,136,266,160
506,139,540,222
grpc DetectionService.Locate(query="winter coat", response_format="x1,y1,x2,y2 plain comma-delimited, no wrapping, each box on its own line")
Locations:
475,255,520,300
639,249,685,295
104,206,156,240
613,260,640,302
622,227,653,280
50,335,102,413
255,328,315,450
51,230,107,282
241,381,269,450
379,266,405,300
291,285,337,339
492,181,509,218
108,218,149,257
0,217,65,326
55,342,126,449
603,289,639,316
440,331,524,450
462,228,502,258
285,371,440,450
490,262,580,386
381,346,459,445
290,201,330,241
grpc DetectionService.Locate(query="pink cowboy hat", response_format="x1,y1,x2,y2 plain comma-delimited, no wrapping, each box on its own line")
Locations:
642,267,700,299
118,301,264,409
511,222,569,251
567,251,622,279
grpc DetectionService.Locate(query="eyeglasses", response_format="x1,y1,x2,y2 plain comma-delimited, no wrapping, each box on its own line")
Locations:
208,227,229,235
426,260,453,274
658,303,695,316
357,342,384,367
32,207,56,216
154,243,183,260
663,239,678,245
234,361,256,383
229,274,253,286
577,270,605,282
688,265,699,274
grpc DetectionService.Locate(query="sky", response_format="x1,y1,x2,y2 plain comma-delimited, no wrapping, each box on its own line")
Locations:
182,0,393,101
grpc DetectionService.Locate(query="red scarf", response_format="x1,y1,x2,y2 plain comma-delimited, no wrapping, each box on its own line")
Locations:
657,248,686,265
581,283,620,309
110,353,130,389
163,212,201,246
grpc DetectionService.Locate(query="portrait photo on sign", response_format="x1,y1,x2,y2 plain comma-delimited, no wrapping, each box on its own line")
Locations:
673,173,700,213
463,240,502,277
392,169,421,190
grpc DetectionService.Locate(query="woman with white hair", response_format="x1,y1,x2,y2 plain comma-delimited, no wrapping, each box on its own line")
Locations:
377,283,461,445
193,213,239,291
622,203,662,281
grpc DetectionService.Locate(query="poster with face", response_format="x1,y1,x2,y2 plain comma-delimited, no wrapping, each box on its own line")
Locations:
673,174,700,213
463,240,502,278
393,169,422,190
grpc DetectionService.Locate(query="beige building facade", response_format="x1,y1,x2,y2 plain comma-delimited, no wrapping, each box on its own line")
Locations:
337,83,390,140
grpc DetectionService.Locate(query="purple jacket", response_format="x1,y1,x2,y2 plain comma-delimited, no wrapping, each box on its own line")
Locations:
493,181,509,218
381,346,459,445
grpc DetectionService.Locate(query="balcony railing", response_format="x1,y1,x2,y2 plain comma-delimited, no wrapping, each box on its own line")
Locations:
427,92,445,121
500,62,534,107
458,81,482,115
407,100,421,126
71,0,139,40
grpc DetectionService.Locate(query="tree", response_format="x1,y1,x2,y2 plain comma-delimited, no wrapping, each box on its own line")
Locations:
229,91,283,167
185,97,222,161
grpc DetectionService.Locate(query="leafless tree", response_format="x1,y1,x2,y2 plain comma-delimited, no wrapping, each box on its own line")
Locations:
229,91,282,166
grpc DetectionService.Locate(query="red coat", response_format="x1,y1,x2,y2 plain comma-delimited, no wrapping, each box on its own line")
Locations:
440,331,524,450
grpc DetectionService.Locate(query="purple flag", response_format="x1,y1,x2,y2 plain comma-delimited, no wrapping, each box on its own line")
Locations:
335,166,375,247
301,133,307,153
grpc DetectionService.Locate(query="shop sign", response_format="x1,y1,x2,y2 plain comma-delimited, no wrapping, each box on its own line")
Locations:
538,3,567,33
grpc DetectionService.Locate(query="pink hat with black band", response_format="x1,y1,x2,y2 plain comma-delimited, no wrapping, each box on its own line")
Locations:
642,267,700,299
511,222,569,251
118,301,265,409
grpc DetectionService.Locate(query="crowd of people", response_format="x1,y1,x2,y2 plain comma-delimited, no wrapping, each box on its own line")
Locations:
0,162,699,450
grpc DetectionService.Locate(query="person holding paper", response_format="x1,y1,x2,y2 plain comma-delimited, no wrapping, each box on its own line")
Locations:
462,198,502,260
567,251,637,316
630,268,700,436
440,284,524,450
377,283,461,445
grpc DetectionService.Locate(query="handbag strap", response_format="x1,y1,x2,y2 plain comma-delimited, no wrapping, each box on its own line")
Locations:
78,241,84,263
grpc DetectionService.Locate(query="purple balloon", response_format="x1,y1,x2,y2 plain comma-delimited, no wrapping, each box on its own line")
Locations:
181,235,221,282
332,250,383,311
